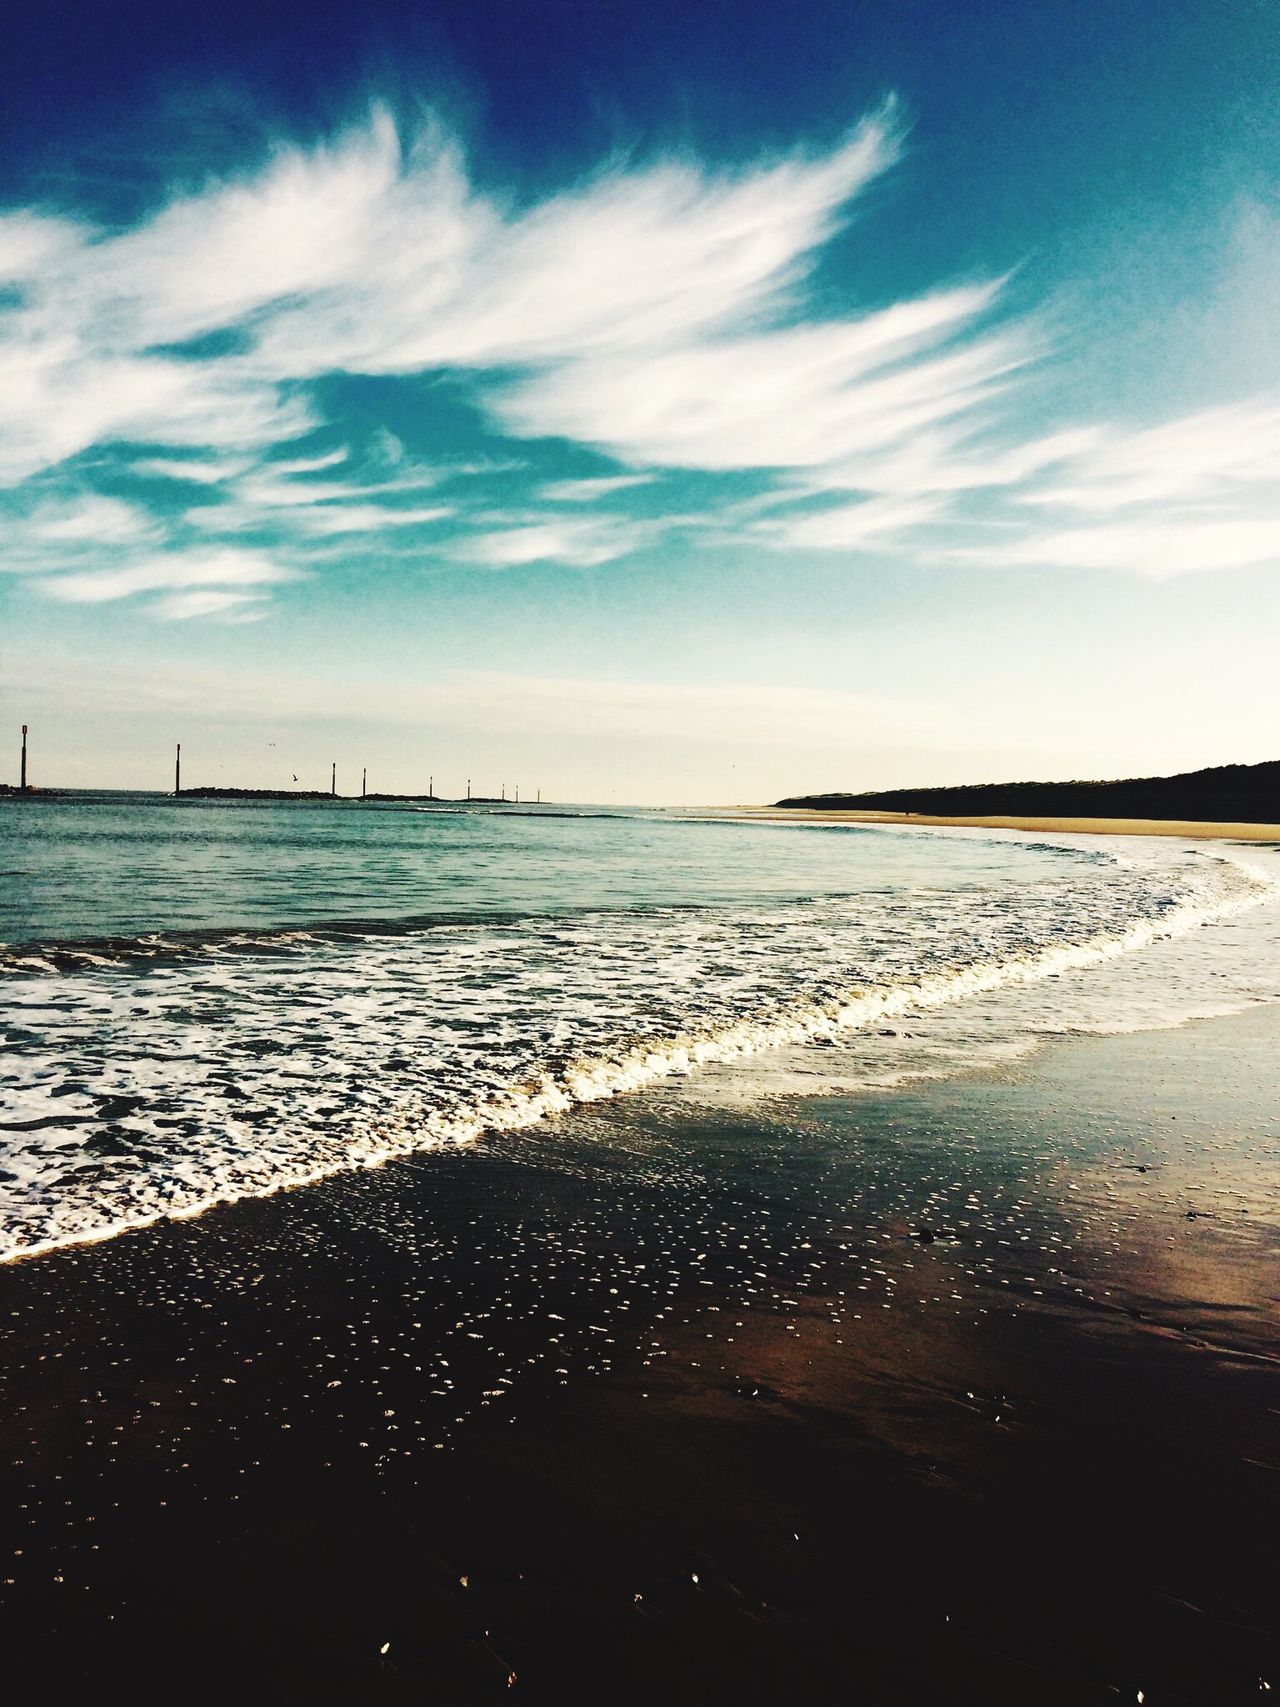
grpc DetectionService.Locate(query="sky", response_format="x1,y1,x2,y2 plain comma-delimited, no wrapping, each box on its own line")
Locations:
1,0,1277,803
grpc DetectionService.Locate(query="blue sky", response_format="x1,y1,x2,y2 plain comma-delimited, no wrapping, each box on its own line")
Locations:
2,0,1277,801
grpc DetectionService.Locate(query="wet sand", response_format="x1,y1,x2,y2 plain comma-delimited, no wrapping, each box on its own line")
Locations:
723,807,1280,841
1,1005,1278,1703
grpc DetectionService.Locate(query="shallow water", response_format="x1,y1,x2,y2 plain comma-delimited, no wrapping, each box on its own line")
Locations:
0,792,1075,949
1,793,1277,1261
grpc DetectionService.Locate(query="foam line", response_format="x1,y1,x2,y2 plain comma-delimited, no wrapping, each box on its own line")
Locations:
2,847,1273,1266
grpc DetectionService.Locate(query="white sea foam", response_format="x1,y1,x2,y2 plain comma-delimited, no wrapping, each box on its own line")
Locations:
0,834,1275,1263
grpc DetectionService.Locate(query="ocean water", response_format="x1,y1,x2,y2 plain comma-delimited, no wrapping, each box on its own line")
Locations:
1,792,1278,1263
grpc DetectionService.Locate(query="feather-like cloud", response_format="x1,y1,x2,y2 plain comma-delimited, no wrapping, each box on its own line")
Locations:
449,515,653,568
1019,397,1280,513
972,395,1280,576
41,548,297,604
1,97,1272,604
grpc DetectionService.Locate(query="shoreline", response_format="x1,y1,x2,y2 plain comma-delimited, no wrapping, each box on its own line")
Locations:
2,1002,1278,1700
720,805,1280,840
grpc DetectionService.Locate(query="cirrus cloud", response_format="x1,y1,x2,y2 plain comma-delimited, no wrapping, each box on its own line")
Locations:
1,95,1274,611
41,547,298,605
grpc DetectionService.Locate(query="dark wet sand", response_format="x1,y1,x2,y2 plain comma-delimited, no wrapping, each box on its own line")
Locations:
2,1005,1279,1703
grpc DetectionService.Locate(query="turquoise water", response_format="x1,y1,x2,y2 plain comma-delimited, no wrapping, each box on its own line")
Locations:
0,793,1274,1263
1,791,1078,951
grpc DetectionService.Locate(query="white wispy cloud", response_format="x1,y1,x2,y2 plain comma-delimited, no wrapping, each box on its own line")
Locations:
1,97,1272,600
41,548,297,604
260,448,351,477
244,107,904,376
749,493,945,551
0,301,316,486
1,494,166,577
0,102,905,491
21,495,162,546
153,590,271,622
449,515,652,568
793,426,1099,498
0,100,926,579
493,284,1019,473
285,502,453,537
977,516,1279,578
224,475,361,509
180,461,454,537
0,211,83,280
1019,396,1280,513
963,394,1280,576
130,454,251,485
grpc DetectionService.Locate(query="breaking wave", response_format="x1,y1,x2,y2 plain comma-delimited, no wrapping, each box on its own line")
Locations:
0,831,1275,1263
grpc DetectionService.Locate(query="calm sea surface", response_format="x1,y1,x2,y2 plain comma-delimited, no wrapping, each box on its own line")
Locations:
1,792,1277,1262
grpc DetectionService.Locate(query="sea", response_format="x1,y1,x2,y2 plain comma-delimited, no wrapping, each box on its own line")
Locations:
2,791,1279,1265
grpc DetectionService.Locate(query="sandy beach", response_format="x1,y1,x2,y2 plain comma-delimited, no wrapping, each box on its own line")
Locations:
4,7,1275,1702
724,808,1280,841
2,1000,1277,1703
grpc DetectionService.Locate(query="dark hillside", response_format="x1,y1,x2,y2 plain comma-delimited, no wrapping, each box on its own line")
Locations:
776,760,1280,823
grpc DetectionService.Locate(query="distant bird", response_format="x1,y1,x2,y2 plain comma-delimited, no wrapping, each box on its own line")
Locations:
293,774,298,782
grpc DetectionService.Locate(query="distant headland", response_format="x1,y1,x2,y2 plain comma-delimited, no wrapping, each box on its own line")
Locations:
176,786,335,801
776,760,1280,825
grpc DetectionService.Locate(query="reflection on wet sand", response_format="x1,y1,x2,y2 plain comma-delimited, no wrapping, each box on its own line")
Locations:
0,1004,1277,1702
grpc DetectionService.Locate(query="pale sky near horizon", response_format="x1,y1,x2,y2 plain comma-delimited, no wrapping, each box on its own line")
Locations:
1,0,1277,803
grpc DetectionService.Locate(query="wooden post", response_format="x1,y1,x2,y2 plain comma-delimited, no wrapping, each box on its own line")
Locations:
514,785,519,803
331,762,336,797
429,775,433,798
174,741,181,795
20,725,28,792
501,783,506,801
362,767,367,799
466,778,471,801
536,788,540,804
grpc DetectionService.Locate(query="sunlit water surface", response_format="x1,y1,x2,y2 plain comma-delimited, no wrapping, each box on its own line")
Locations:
2,792,1277,1261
